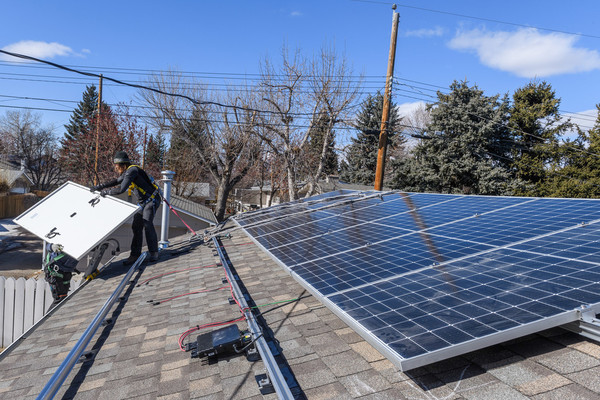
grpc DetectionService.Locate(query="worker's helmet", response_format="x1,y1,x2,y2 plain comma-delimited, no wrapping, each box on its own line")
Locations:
113,151,130,164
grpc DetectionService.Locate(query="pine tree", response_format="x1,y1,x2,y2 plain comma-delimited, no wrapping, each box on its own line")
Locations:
543,104,600,197
145,131,167,178
341,92,401,185
509,81,571,196
59,98,143,185
63,85,99,143
391,80,516,195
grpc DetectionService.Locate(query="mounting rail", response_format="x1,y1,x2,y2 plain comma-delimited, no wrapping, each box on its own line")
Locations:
36,253,147,400
213,237,294,400
562,305,600,343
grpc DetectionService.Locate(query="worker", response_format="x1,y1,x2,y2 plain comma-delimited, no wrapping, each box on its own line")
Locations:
91,151,160,264
44,243,79,308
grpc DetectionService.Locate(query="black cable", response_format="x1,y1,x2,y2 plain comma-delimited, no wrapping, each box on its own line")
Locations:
0,49,365,117
351,0,600,40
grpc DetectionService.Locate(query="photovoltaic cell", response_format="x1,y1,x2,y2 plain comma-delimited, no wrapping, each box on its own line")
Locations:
233,191,600,370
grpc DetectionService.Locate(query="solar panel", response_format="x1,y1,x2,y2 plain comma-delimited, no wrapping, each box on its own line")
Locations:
234,191,600,370
14,181,139,260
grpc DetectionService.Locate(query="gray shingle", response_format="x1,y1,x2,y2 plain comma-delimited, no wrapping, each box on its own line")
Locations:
2,225,600,400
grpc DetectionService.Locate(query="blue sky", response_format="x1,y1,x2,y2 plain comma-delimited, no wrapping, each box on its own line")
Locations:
1,0,599,139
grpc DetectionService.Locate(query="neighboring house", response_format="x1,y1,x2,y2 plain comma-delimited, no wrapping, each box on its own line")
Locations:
298,175,377,196
3,191,600,399
168,193,217,229
233,186,282,212
233,176,374,213
173,181,215,205
0,159,34,194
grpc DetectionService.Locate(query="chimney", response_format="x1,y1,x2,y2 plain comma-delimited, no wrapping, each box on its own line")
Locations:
20,159,25,171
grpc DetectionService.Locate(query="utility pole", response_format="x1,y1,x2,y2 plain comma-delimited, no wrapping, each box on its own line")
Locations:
94,74,103,185
142,130,147,169
374,5,399,191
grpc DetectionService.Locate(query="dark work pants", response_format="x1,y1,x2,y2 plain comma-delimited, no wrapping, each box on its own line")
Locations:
131,198,160,256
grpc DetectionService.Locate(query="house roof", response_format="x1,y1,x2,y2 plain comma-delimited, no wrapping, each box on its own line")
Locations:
0,169,33,186
169,193,217,225
2,226,600,398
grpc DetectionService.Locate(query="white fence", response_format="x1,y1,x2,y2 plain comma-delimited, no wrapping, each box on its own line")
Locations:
0,276,82,348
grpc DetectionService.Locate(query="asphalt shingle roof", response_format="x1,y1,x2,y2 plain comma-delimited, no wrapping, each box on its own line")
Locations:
2,225,600,399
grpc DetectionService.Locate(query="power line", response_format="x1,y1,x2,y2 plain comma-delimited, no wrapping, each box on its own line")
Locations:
352,0,600,39
0,49,374,119
2,50,598,161
0,49,290,116
0,61,383,82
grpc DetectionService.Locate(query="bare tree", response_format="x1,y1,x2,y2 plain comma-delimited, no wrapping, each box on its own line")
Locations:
139,71,261,221
401,102,431,147
0,110,62,191
256,45,362,200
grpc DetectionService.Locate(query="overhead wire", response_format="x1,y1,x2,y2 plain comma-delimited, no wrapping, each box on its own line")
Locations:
0,49,371,117
351,0,600,40
2,48,599,166
2,60,594,129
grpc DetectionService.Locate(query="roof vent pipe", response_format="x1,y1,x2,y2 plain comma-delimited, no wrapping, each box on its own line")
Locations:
159,170,175,249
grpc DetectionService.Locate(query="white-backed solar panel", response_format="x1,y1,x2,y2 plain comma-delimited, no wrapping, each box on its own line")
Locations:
14,181,139,260
235,191,600,370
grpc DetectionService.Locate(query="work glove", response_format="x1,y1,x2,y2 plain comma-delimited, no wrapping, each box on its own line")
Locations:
50,243,63,253
100,189,109,197
85,268,100,281
90,185,101,192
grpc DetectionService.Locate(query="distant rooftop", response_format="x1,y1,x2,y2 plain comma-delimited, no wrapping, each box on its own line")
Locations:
169,193,217,225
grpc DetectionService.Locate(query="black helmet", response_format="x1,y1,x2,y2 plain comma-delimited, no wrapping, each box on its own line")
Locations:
113,151,130,164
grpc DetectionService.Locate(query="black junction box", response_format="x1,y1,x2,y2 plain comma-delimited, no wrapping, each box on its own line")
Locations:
193,324,241,359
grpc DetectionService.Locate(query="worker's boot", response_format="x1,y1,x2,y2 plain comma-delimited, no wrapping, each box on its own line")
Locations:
149,252,159,262
123,255,139,265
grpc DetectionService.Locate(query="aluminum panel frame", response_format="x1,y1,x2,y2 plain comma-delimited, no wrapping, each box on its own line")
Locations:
14,181,139,260
232,191,600,370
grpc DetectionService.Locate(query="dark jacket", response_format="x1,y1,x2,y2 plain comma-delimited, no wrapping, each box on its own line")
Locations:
100,165,158,203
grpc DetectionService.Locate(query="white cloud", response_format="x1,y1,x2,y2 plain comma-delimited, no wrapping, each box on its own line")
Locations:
448,28,600,78
396,101,427,118
405,26,444,38
1,40,74,62
290,11,302,17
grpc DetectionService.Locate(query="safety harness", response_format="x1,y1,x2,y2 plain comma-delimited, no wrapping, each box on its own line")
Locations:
43,249,76,306
44,252,68,279
127,165,161,207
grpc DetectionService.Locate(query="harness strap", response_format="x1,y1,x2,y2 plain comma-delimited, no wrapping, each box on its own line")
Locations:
127,164,160,199
45,252,65,266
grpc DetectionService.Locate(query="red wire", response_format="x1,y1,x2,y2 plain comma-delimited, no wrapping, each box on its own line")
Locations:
178,260,251,352
164,198,197,236
222,267,244,315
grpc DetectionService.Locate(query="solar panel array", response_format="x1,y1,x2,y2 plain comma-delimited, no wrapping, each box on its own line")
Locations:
234,190,600,370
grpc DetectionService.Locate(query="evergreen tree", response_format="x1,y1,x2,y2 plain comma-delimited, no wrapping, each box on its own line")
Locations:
63,85,100,143
509,81,571,196
145,131,167,178
166,110,210,197
341,92,401,185
391,80,516,195
59,98,142,185
543,104,600,197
